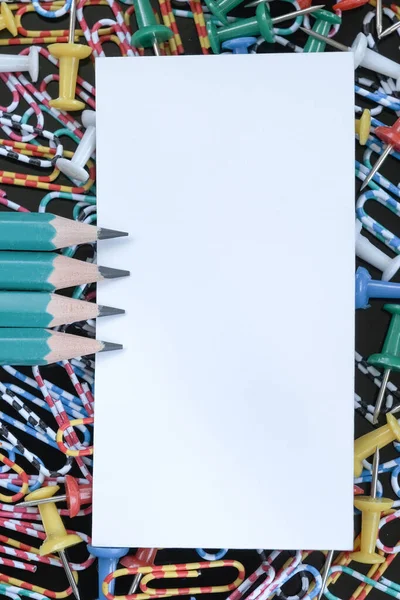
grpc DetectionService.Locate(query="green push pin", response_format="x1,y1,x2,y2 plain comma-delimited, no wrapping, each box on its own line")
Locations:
204,0,246,26
368,304,400,424
207,2,324,53
131,0,173,55
303,9,341,53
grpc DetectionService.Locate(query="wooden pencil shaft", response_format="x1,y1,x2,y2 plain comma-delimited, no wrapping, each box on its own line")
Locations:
0,252,129,291
0,292,114,327
0,213,127,251
0,328,122,365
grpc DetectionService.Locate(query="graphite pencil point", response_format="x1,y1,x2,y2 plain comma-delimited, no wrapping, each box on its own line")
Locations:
98,227,129,240
98,265,130,279
100,341,124,352
97,305,125,317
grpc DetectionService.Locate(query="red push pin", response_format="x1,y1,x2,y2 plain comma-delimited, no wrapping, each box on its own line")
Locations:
16,475,92,518
332,0,368,11
361,117,400,190
120,548,158,594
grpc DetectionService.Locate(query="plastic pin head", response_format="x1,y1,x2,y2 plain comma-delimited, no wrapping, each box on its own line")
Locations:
375,117,400,152
0,3,17,37
24,486,82,556
350,448,393,565
48,43,93,112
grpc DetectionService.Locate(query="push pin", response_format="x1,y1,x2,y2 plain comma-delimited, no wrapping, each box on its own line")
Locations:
56,110,96,183
24,485,83,600
300,29,400,92
354,413,400,476
17,475,91,518
205,0,251,25
121,548,158,594
0,47,39,82
361,118,400,190
355,109,371,146
351,449,393,564
48,0,92,111
0,3,17,37
356,220,400,282
356,267,400,309
207,3,323,53
86,546,128,600
131,0,173,56
332,0,369,10
303,10,342,53
222,37,257,53
368,305,400,423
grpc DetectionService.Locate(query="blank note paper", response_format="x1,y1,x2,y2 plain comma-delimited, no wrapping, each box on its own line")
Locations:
93,53,355,550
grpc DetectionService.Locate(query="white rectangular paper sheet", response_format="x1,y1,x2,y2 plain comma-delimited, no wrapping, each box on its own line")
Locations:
93,53,355,550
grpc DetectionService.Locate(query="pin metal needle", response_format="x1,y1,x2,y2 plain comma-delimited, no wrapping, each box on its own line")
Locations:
318,550,334,600
299,28,349,50
17,493,67,508
373,368,391,424
129,573,142,595
271,4,325,24
59,550,80,600
360,144,393,190
68,0,77,43
376,0,383,37
380,19,400,38
371,447,380,499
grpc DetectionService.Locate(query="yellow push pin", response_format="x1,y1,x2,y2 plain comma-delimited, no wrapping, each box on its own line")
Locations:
354,412,400,476
24,485,82,600
350,448,393,564
48,0,92,112
0,3,17,37
355,109,371,146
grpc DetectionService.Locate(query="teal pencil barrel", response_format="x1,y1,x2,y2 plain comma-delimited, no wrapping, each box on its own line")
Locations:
0,213,57,251
0,252,56,291
0,328,52,366
0,292,52,327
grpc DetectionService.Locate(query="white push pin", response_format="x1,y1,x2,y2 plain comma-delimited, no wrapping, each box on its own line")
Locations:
300,29,400,90
56,110,96,183
356,220,400,281
0,47,39,82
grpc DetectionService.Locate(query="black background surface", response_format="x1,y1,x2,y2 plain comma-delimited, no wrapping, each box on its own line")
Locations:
0,2,398,599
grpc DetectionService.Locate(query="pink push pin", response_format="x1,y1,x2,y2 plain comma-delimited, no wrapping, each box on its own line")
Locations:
361,118,400,190
120,548,158,594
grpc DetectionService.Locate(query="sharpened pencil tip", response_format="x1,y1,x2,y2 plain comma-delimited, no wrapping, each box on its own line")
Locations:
97,305,125,318
98,265,130,279
98,227,129,240
100,341,123,352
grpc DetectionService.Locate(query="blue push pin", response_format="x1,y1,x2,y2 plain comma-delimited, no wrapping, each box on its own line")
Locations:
87,546,129,600
222,37,257,53
356,266,400,309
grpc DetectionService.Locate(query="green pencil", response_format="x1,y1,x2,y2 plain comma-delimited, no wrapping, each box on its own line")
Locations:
0,292,124,327
0,251,129,291
0,213,128,250
0,328,122,365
